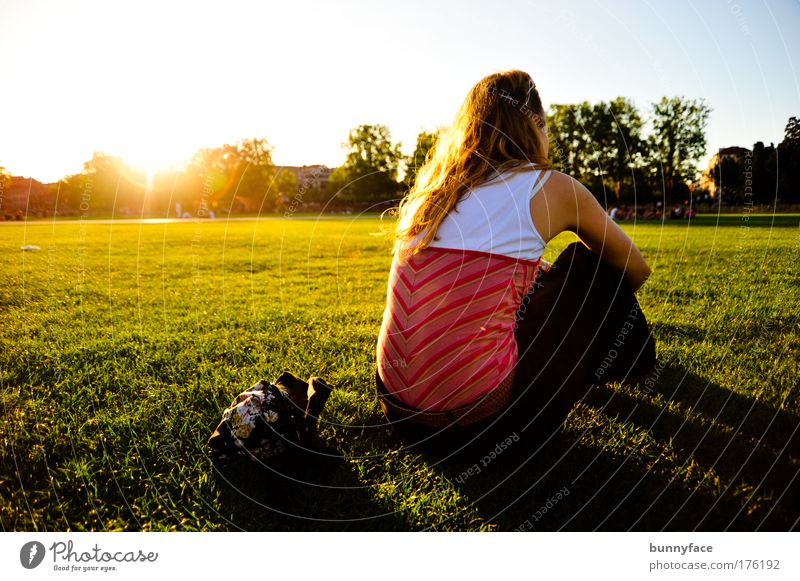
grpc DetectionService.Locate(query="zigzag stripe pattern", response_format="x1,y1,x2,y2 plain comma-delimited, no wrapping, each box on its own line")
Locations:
377,246,540,411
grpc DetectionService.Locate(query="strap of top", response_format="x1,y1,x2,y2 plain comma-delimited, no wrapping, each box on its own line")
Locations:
530,169,553,199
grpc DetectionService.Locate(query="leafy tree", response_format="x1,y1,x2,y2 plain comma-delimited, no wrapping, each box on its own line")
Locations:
274,168,298,197
648,96,712,200
777,117,800,203
79,152,146,214
178,138,277,213
782,116,800,146
235,137,277,204
328,124,403,202
0,162,10,213
546,102,595,181
596,97,646,201
266,167,299,213
405,128,442,188
712,156,747,203
53,172,90,213
547,99,649,202
184,144,241,211
752,141,777,205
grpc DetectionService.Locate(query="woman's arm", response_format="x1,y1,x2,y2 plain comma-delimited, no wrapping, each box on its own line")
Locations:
570,180,651,291
531,171,651,291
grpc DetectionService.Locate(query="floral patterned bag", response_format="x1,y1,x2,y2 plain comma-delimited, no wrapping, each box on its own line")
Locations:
207,371,333,464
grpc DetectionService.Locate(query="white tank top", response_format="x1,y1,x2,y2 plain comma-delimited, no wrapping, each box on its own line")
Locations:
415,165,552,261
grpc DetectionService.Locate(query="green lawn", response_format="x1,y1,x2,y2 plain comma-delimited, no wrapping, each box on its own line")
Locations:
1,214,798,531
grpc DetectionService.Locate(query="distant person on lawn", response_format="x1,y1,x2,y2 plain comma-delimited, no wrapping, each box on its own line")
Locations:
375,69,656,452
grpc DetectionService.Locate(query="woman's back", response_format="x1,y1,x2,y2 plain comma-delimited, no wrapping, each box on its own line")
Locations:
376,166,552,411
422,165,552,261
376,68,652,445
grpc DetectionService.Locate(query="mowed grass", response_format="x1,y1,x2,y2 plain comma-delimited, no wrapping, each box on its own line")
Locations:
1,214,798,531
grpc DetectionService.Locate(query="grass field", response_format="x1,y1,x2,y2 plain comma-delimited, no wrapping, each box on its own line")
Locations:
1,213,798,531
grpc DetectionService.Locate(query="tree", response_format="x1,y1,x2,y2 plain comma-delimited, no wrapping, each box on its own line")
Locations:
274,168,298,197
648,96,712,200
752,141,777,205
178,138,277,213
0,162,10,213
596,97,646,201
782,116,800,146
0,163,9,186
711,156,746,203
405,128,442,188
53,172,90,214
328,124,403,202
546,102,595,182
78,152,146,214
271,168,298,212
235,137,277,205
777,117,800,203
185,144,241,211
547,99,649,203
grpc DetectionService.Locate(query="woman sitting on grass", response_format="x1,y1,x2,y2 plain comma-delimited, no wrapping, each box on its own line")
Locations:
375,69,656,452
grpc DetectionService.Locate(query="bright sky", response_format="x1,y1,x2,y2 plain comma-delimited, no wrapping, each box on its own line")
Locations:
1,0,798,183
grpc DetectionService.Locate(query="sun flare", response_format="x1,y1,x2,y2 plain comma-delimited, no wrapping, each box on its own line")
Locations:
118,145,189,184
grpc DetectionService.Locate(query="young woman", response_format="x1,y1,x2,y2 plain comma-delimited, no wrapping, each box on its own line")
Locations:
375,70,655,451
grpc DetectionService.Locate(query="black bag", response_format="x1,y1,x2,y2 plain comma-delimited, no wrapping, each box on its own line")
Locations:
207,371,333,464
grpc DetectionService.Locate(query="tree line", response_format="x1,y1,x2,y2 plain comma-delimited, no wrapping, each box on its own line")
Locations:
709,117,800,205
331,96,717,205
546,96,711,202
3,96,797,217
329,95,789,206
50,138,299,216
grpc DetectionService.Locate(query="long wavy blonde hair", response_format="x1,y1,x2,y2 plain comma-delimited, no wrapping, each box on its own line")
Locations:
392,69,552,256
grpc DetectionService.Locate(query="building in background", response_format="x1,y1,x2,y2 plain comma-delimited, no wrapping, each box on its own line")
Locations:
700,146,751,198
275,165,331,192
1,176,54,218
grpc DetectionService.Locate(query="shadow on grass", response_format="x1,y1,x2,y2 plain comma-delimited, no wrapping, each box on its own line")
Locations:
404,365,799,531
210,443,406,531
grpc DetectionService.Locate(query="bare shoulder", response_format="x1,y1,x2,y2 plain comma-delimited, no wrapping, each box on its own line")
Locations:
540,170,589,201
530,170,587,241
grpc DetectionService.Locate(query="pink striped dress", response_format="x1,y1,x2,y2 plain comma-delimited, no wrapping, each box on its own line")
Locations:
376,166,552,411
